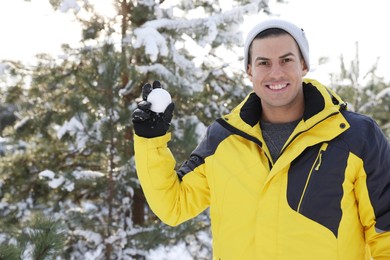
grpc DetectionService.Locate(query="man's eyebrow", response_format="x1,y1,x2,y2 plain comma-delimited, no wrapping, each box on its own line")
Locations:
254,52,296,61
254,56,268,61
280,52,295,59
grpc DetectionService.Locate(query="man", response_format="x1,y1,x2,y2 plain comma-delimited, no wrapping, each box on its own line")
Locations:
132,18,390,259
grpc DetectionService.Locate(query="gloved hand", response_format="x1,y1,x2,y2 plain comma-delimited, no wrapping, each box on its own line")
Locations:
132,80,175,138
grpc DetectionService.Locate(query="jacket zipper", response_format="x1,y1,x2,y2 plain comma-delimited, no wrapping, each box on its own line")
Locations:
279,111,339,158
297,142,328,213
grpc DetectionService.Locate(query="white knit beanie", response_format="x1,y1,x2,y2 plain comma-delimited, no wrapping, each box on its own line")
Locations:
244,18,310,72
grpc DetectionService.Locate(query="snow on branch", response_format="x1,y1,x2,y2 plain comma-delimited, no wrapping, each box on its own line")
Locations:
57,116,84,140
136,63,176,80
39,170,67,189
142,0,268,31
376,87,390,100
134,0,269,62
56,113,103,151
136,63,203,93
134,27,169,62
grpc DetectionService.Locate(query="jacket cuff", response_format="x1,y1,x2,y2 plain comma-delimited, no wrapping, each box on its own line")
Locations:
134,132,171,151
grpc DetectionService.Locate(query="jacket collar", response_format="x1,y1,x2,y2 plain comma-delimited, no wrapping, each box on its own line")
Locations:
222,78,347,137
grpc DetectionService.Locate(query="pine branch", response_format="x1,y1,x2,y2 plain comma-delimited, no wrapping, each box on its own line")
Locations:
24,215,66,260
0,244,20,260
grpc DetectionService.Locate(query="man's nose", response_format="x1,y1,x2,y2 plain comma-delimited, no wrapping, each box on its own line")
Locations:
269,63,284,77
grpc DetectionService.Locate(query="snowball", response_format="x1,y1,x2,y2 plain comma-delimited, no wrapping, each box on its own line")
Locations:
147,88,172,113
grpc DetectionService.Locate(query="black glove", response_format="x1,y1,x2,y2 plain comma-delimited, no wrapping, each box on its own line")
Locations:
132,80,175,138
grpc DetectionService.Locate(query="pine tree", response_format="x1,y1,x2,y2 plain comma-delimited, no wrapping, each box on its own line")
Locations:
329,42,390,139
0,0,274,258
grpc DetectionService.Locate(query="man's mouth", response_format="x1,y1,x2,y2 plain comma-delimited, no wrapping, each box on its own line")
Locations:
267,83,288,90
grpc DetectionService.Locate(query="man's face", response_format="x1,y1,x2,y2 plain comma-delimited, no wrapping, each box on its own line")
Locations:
247,34,308,123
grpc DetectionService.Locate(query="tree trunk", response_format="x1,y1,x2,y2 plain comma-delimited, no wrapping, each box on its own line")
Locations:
132,188,146,226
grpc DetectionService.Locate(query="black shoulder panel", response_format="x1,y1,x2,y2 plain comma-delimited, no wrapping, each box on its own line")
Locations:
177,121,233,179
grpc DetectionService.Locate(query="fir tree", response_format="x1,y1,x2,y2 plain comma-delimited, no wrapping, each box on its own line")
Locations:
5,0,363,258
329,42,390,138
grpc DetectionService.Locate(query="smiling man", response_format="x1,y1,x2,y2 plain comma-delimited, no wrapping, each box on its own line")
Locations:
132,18,390,259
247,27,308,124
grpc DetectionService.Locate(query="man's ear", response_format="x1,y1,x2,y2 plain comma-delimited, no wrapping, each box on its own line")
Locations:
302,60,308,77
247,64,253,80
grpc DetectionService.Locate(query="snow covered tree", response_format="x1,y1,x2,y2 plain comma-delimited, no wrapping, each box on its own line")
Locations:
329,43,390,139
0,0,275,258
1,1,388,258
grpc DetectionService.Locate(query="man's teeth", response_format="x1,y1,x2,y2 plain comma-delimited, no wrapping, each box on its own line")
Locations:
269,84,286,90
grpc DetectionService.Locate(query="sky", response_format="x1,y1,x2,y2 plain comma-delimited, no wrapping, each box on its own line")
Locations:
0,0,389,84
244,0,390,83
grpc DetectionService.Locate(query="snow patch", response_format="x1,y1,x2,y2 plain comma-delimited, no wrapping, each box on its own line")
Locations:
57,116,84,140
73,170,104,180
59,0,80,13
0,63,8,75
73,229,103,245
39,170,65,189
39,169,55,179
147,242,193,260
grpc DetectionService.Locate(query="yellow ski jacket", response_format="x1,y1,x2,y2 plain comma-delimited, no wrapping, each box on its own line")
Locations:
134,79,390,259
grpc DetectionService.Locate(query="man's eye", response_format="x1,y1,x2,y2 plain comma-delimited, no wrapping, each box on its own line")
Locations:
257,61,269,66
282,58,292,63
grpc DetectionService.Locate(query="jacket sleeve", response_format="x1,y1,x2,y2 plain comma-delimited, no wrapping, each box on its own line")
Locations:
354,119,390,259
134,133,210,226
